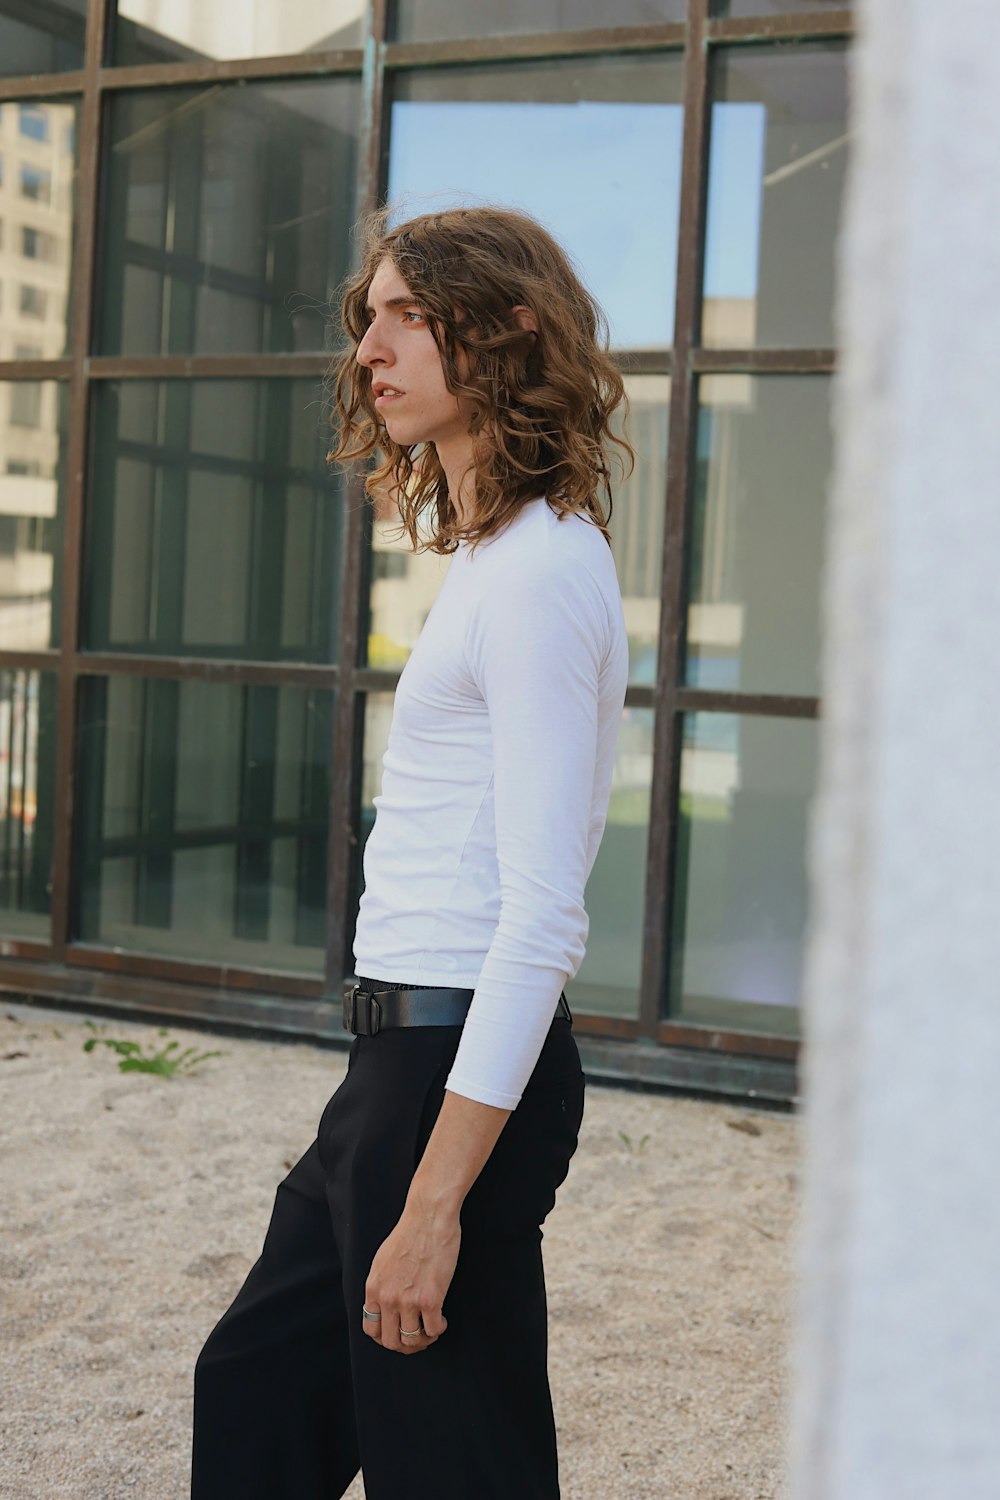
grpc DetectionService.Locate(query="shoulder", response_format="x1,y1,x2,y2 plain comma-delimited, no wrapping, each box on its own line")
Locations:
482,501,616,592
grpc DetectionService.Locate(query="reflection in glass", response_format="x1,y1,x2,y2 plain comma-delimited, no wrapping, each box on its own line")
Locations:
355,692,647,1019
0,100,79,358
350,689,394,957
669,711,815,1034
389,54,684,351
0,382,68,651
99,79,360,356
393,0,683,44
84,379,345,663
0,668,56,940
76,676,333,970
685,373,830,698
614,376,669,687
571,704,651,1017
0,0,85,77
365,508,451,671
114,0,364,65
701,42,849,348
363,375,667,684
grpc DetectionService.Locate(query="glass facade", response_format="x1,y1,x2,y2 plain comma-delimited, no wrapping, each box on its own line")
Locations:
84,379,345,661
394,1,685,45
76,675,334,970
112,0,364,65
99,80,360,356
0,0,853,1099
0,668,57,940
702,42,849,349
0,2,86,77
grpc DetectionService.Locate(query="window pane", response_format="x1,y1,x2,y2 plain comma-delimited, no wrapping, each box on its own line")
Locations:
98,79,360,356
668,711,815,1034
616,375,669,687
0,99,79,358
355,694,649,1019
701,41,849,348
0,668,57,941
113,0,364,65
685,373,831,698
0,0,85,77
84,379,345,663
571,704,652,1018
389,53,685,351
356,691,395,918
76,676,333,971
0,381,69,651
711,0,847,15
393,0,683,44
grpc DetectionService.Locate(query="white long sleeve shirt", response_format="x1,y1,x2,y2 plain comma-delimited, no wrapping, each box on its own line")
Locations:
352,495,629,1109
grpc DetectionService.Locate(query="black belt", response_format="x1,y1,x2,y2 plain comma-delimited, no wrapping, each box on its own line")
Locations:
343,983,572,1037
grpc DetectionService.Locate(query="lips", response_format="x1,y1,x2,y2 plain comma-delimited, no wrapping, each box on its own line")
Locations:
373,384,404,409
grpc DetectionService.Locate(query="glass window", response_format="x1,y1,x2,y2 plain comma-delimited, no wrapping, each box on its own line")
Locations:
668,710,816,1035
0,668,57,941
615,375,669,687
0,100,78,358
701,41,849,348
84,378,345,663
113,0,364,66
75,675,334,971
711,0,847,15
388,53,685,351
0,381,69,651
355,692,649,1019
393,0,683,44
20,165,51,203
98,78,361,356
685,373,830,699
572,704,652,1018
22,226,57,261
0,0,86,77
19,105,49,142
19,285,47,320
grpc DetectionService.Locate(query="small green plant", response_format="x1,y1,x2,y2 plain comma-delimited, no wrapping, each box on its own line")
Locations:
82,1020,223,1077
618,1130,651,1153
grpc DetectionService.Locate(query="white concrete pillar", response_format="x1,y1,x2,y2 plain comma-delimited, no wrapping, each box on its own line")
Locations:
790,2,1000,1497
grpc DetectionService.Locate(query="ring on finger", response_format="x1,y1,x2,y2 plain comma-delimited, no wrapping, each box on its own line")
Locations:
400,1326,423,1338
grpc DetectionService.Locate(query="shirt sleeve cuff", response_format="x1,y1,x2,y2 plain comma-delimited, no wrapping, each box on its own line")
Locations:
443,1072,522,1111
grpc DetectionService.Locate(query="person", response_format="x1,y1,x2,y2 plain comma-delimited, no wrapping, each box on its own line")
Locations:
190,204,632,1499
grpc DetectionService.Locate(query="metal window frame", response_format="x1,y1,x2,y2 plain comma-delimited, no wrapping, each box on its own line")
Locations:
0,0,855,1097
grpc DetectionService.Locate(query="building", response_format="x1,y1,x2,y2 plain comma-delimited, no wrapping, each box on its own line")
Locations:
0,0,854,1102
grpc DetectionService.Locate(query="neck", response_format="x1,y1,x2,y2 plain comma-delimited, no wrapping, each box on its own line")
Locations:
435,435,476,527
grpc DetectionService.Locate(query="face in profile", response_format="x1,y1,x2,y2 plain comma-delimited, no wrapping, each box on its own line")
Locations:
355,256,471,455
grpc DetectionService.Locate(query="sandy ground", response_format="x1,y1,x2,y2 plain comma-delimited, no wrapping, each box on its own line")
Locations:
0,1003,800,1500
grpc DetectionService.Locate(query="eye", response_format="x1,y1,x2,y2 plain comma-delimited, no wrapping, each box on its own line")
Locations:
403,309,425,324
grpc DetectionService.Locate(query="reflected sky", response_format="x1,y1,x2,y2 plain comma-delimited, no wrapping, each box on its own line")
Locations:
388,99,765,348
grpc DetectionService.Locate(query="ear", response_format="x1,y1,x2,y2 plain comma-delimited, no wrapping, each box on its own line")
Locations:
511,304,539,339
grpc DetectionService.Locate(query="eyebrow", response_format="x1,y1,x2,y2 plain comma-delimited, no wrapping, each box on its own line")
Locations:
364,294,421,315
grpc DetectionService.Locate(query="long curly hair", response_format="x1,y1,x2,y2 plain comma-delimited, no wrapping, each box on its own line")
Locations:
327,205,634,555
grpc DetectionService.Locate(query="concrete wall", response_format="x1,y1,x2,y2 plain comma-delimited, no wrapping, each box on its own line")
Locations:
790,2,1000,1496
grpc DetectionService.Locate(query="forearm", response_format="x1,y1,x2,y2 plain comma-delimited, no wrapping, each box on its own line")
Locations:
406,1087,512,1218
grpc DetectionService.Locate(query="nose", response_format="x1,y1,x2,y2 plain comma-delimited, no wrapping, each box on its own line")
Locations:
356,319,388,370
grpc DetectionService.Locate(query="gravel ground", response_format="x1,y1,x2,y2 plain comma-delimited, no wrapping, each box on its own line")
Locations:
0,1003,799,1499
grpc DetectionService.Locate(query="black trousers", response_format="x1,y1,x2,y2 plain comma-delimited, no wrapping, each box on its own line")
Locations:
190,976,586,1499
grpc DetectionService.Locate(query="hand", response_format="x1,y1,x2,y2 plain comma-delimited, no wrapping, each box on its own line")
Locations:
362,1200,461,1355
